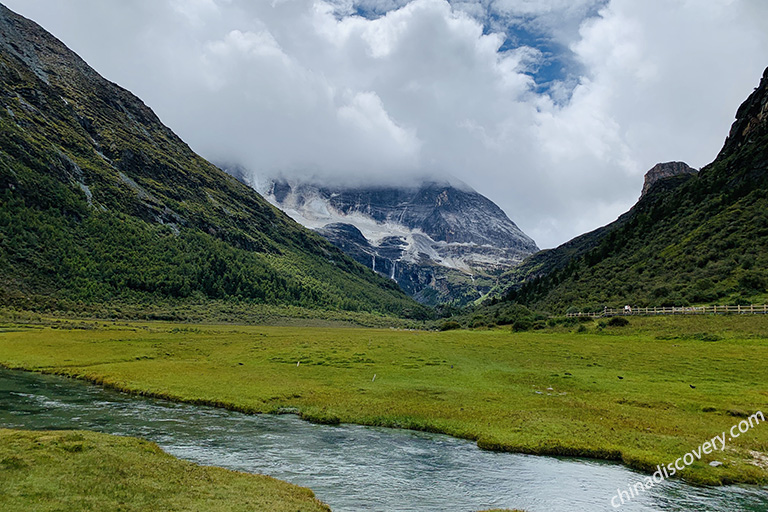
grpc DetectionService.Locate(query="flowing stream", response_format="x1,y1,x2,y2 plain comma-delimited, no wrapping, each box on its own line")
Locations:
1,368,766,512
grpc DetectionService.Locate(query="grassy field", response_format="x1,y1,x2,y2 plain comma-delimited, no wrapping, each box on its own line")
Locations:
0,429,329,512
1,315,767,487
0,303,427,329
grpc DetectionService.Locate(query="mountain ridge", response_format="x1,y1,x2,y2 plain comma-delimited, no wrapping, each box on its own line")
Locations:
496,66,768,312
0,3,430,320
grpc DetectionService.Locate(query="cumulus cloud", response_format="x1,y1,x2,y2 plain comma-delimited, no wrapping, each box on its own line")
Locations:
5,0,767,247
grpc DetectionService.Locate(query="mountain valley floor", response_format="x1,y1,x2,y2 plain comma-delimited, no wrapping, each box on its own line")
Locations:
1,314,767,490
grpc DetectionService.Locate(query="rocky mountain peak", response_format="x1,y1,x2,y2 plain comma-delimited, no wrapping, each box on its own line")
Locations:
248,176,539,305
640,162,698,197
262,178,538,251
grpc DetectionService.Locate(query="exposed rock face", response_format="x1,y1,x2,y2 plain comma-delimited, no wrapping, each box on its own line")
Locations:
641,162,698,197
251,178,539,305
719,67,768,160
309,182,537,250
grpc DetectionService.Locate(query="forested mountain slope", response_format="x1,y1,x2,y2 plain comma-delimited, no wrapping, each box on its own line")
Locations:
0,4,430,319
498,67,768,313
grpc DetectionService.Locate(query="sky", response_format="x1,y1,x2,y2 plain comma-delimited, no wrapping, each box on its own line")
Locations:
4,0,767,248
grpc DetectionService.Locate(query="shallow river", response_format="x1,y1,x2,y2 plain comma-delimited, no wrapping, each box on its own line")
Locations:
1,369,765,511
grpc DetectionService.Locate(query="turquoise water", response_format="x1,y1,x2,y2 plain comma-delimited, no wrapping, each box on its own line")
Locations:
1,368,766,511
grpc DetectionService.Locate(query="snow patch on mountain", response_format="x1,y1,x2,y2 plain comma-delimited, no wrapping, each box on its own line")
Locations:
262,181,530,272
223,167,539,305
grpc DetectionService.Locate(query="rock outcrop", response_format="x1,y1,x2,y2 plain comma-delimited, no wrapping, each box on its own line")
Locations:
640,162,698,198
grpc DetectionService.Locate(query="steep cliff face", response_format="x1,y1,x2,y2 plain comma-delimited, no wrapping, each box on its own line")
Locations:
718,66,768,160
306,181,537,250
248,178,538,305
640,162,697,197
0,4,430,319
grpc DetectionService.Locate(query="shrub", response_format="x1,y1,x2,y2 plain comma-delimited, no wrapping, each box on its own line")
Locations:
470,319,488,329
607,316,629,327
738,271,766,292
439,320,461,331
546,316,576,327
495,303,534,326
511,318,532,332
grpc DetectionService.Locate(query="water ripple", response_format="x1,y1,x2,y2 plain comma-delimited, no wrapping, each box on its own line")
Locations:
1,369,765,512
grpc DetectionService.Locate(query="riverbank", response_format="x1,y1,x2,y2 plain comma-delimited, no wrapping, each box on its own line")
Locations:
0,429,330,511
1,315,767,486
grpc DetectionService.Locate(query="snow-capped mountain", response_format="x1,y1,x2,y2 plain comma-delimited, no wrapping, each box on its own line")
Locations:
228,170,538,305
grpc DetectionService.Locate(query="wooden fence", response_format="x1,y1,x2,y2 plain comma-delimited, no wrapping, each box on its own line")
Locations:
566,304,768,318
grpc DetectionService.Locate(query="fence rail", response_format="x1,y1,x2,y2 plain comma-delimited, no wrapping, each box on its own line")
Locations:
566,304,768,318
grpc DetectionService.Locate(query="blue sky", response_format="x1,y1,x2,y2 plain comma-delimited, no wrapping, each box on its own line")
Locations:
345,0,605,96
4,0,767,248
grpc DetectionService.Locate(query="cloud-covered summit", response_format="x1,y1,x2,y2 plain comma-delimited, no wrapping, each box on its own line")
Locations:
6,0,767,248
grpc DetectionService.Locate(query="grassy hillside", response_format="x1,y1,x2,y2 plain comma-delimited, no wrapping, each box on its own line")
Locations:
0,429,330,512
0,5,430,320
497,67,768,313
2,316,767,486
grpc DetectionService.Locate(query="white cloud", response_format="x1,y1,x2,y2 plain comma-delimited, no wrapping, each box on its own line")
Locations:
170,0,222,26
4,0,767,248
337,90,421,158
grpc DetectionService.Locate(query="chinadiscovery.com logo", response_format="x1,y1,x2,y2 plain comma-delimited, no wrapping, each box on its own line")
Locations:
611,411,764,508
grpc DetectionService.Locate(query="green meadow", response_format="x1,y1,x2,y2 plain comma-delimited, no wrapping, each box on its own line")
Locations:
0,429,329,512
1,314,767,487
